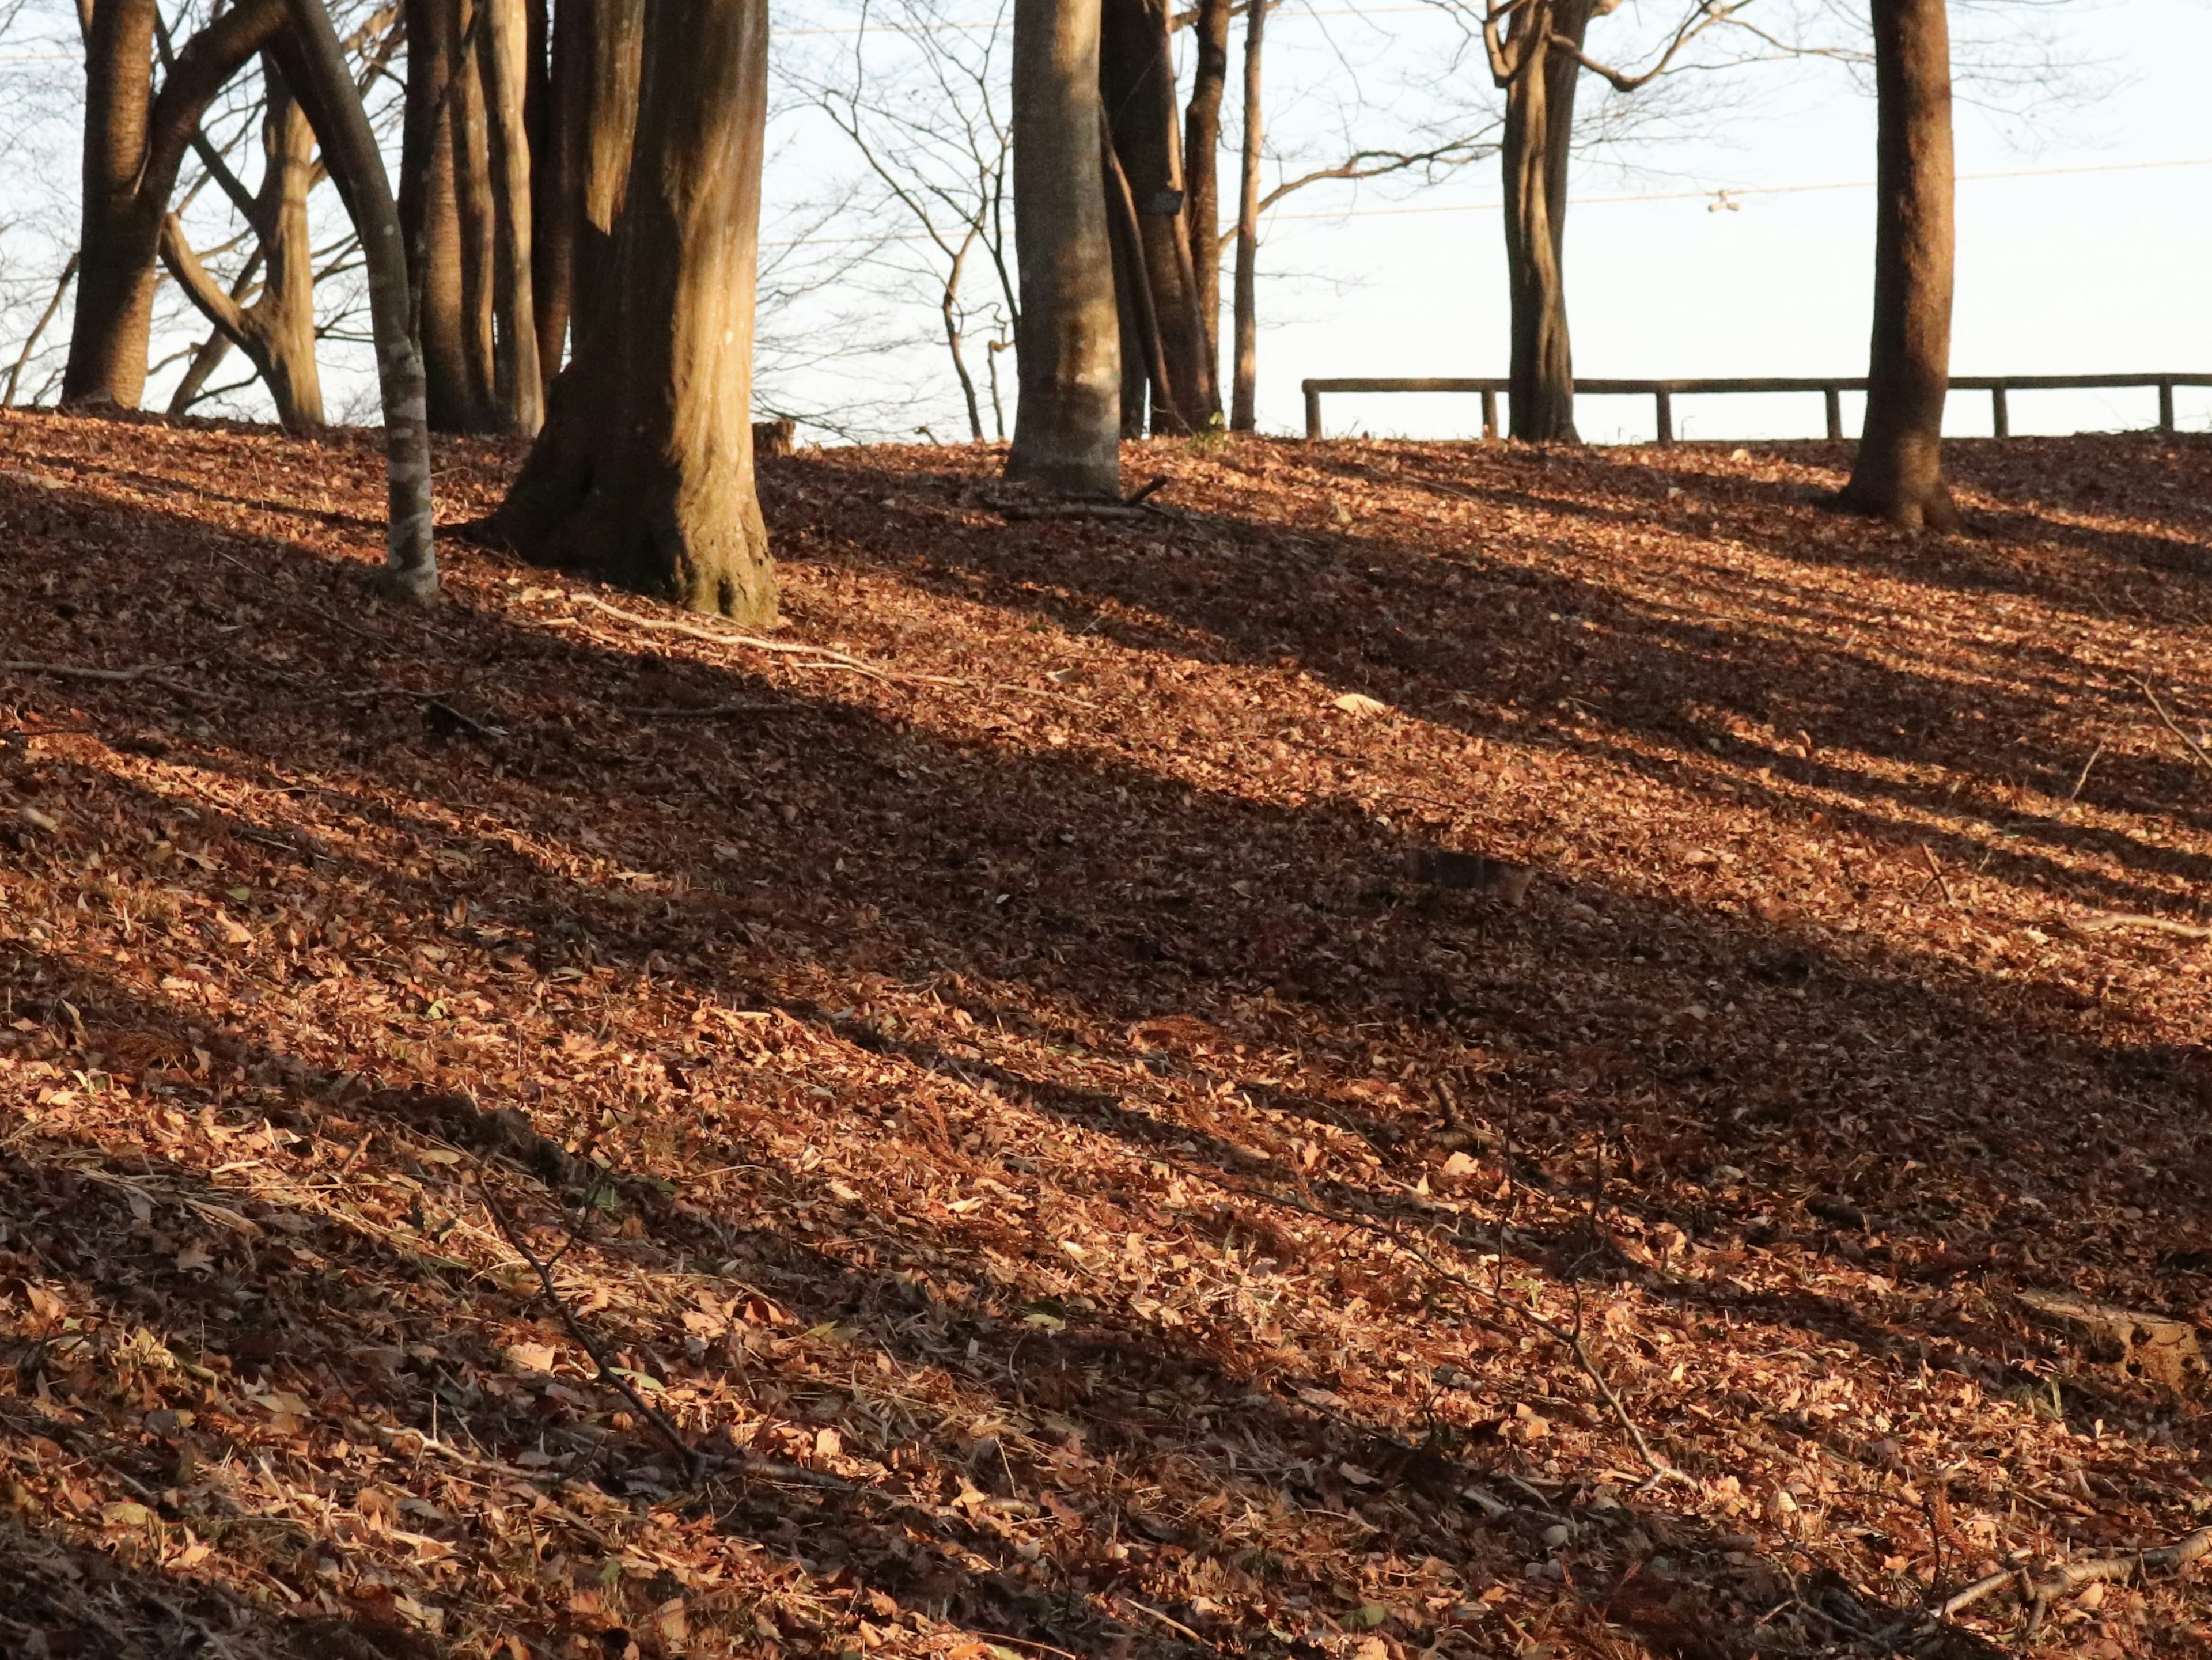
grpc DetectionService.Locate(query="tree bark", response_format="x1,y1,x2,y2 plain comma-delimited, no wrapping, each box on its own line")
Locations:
489,0,776,623
1007,0,1120,496
1495,0,1586,444
1181,0,1230,408
281,0,438,601
1838,0,1957,530
400,0,497,429
480,0,544,433
159,53,325,431
1228,0,1263,432
571,0,643,347
1101,119,1175,434
65,0,289,408
531,0,585,386
1099,0,1209,433
452,0,501,417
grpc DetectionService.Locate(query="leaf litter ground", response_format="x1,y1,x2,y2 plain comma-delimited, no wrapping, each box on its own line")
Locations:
1,411,2210,1660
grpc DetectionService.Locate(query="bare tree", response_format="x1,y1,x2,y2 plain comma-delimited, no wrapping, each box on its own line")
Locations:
1836,0,1955,527
492,0,777,621
787,0,1020,441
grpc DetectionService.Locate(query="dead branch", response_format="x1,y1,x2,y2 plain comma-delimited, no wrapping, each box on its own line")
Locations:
1936,1527,2212,1632
2128,676,2212,779
2066,912,2212,941
1918,843,1955,905
479,1185,702,1483
0,658,241,706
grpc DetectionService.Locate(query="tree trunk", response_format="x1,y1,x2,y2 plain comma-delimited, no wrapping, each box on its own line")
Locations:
1099,0,1209,433
66,0,289,408
531,0,585,386
489,0,775,623
480,0,544,433
281,0,437,601
1838,0,1957,530
571,0,643,346
1102,120,1174,434
1181,0,1230,407
451,0,501,416
1496,0,1585,444
158,53,325,431
1228,0,1263,432
1006,0,1120,496
401,0,496,429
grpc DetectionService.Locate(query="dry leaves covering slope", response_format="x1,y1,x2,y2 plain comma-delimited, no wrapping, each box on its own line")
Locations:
0,409,2210,1660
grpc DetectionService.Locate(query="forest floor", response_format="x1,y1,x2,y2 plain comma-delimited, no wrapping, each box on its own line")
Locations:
1,411,2210,1660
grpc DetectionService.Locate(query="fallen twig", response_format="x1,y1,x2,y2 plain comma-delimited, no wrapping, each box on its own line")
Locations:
0,658,240,706
2067,741,2104,803
2067,911,2212,941
1936,1526,2212,1633
1124,473,1171,506
1918,843,1956,906
2128,675,2212,779
478,1184,701,1482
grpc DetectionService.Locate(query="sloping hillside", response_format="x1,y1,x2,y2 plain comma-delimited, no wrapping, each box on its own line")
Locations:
2,409,2210,1659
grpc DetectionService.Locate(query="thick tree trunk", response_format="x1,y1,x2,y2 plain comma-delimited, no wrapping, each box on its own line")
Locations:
159,54,325,430
1007,0,1120,496
489,0,775,623
1099,0,1209,433
571,0,643,347
1496,0,1585,444
531,0,585,385
1838,0,1957,530
1228,0,1263,432
1181,0,1230,405
480,0,543,433
281,0,437,601
66,0,288,408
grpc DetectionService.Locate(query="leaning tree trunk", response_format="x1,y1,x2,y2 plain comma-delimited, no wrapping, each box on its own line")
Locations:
281,0,437,601
480,0,544,433
66,0,289,407
1228,0,1263,431
1007,0,1121,496
1181,0,1230,406
158,52,325,430
1496,0,1585,444
488,0,775,621
1100,0,1210,433
1838,0,1957,530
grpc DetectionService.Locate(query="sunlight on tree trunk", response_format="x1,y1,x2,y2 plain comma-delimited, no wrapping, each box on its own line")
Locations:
491,0,776,623
1838,0,1957,530
481,0,544,434
1007,0,1121,495
1181,0,1230,411
1228,0,1264,432
1495,0,1588,444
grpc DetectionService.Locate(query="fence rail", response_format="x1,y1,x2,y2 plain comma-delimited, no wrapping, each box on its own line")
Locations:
1300,374,2212,444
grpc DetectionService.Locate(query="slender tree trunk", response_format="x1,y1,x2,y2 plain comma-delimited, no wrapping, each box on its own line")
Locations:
1007,0,1120,496
402,0,495,429
1182,0,1229,411
490,0,775,622
8,254,81,408
571,0,643,346
1102,122,1174,433
531,0,585,385
451,0,501,415
66,0,287,407
281,0,437,601
945,236,986,441
480,0,543,432
1496,0,1583,443
1228,0,1264,432
1838,0,1957,530
1099,0,1208,433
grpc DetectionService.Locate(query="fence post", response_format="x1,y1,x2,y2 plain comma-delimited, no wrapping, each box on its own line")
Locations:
2160,380,2176,434
1824,386,1842,442
1991,385,2009,440
1654,389,1673,446
1304,383,1322,441
1480,389,1498,442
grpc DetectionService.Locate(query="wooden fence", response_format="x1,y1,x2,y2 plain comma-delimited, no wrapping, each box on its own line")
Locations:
1299,374,2212,444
